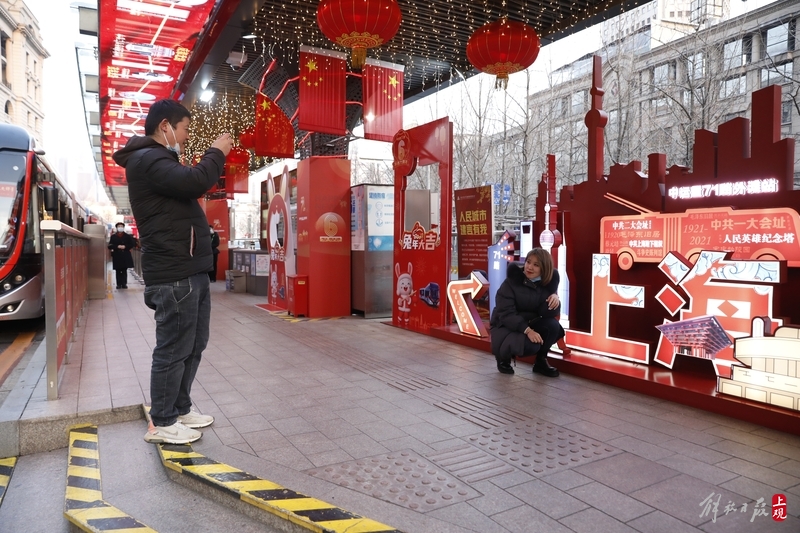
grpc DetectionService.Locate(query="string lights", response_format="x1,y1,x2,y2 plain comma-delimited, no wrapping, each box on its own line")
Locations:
187,92,273,171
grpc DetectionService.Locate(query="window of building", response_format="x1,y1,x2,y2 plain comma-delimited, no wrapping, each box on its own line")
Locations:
653,61,675,86
723,39,743,68
686,52,704,81
3,101,8,115
571,90,586,115
761,61,793,87
653,97,669,116
720,75,746,99
781,100,793,125
764,22,796,57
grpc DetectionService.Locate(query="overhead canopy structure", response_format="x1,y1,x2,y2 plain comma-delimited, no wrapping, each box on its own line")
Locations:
98,0,643,205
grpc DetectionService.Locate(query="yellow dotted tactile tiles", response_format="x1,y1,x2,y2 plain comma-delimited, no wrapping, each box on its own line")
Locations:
155,442,403,533
64,425,157,532
0,456,16,508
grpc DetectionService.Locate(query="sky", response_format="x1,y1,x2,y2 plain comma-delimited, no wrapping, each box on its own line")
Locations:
25,0,109,210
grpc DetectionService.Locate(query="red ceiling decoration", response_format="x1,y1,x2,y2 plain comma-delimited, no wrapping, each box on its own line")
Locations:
466,18,541,90
98,0,216,187
316,0,402,69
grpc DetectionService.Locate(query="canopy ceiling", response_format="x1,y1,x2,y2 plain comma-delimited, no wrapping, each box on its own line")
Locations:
98,0,641,208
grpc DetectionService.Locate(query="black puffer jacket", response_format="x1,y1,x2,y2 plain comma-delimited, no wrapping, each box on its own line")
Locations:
490,263,562,359
112,136,225,285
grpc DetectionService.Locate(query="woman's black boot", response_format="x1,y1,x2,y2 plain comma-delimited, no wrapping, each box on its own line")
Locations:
497,360,514,374
532,352,559,377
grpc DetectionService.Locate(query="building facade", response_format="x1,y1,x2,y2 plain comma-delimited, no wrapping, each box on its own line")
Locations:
0,0,47,145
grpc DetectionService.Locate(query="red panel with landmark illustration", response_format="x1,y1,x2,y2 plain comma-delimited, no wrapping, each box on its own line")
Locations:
547,56,799,412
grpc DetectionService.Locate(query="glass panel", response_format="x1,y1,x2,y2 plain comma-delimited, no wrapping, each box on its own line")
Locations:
0,152,28,259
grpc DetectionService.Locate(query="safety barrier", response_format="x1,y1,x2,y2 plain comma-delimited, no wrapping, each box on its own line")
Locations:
41,221,89,400
131,248,143,278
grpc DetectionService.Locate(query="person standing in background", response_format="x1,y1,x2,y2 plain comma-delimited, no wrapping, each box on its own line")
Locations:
209,225,220,282
108,223,135,289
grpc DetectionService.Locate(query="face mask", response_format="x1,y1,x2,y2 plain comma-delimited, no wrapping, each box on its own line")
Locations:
116,226,124,232
163,124,181,154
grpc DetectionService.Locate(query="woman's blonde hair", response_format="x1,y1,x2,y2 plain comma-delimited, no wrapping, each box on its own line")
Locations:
526,248,554,285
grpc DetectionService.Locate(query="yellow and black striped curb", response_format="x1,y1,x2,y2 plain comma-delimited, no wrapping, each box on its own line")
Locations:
0,456,16,508
65,425,157,533
156,443,402,533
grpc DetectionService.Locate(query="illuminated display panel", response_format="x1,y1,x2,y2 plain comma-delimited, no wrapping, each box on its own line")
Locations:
98,0,216,186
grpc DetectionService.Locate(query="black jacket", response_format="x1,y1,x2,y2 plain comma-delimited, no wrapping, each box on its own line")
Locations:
112,136,225,285
490,263,562,359
108,231,135,270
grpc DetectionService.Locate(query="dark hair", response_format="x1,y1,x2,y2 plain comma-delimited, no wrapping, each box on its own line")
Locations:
144,99,191,136
525,248,554,285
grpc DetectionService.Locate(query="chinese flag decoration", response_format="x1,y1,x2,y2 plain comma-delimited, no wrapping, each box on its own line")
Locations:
255,92,294,158
224,146,250,194
298,45,347,135
362,58,404,142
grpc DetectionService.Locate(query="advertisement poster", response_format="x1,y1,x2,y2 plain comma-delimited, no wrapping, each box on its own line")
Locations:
367,185,393,251
455,185,493,278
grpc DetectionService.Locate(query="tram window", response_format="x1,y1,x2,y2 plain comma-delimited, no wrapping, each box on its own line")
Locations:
0,152,27,256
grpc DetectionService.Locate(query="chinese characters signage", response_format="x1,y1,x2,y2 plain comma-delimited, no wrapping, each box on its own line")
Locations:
455,186,493,278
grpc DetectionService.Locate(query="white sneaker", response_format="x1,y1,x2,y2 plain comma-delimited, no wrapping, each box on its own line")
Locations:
144,421,201,444
177,410,214,429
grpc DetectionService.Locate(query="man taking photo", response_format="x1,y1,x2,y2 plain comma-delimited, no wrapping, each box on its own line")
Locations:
113,99,232,444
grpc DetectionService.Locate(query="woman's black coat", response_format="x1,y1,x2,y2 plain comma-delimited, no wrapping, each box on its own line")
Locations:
489,263,562,360
108,231,135,270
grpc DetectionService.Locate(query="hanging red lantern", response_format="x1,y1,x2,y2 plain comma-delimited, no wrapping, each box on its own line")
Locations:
466,18,540,90
316,0,402,69
239,126,255,149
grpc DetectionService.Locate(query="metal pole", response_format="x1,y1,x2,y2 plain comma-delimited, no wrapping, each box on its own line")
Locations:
43,230,58,400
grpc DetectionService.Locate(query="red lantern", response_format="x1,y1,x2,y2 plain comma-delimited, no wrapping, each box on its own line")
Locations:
239,126,255,149
316,0,402,69
466,18,540,90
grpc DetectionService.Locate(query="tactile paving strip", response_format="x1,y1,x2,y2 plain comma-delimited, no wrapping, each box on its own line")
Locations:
425,444,516,483
306,450,481,512
387,377,449,392
435,396,532,429
467,420,621,476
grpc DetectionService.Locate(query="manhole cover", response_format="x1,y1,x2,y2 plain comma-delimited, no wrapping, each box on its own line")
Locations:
467,420,620,476
306,450,480,512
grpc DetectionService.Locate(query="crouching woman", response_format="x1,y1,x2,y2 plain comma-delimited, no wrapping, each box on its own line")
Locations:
489,248,565,376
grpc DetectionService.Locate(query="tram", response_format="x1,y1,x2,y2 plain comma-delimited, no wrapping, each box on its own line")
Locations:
0,123,86,320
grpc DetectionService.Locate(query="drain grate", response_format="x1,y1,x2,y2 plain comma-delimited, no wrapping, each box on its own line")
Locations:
306,450,480,512
425,444,516,483
434,396,532,429
467,421,620,476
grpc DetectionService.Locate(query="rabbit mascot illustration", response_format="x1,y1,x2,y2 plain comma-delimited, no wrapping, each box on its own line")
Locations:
395,262,414,325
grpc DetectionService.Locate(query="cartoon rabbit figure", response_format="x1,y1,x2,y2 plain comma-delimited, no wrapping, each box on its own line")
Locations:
271,264,279,301
395,262,413,325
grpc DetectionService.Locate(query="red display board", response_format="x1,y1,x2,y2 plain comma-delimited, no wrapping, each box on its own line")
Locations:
296,157,351,317
454,186,493,278
204,199,230,280
391,118,453,332
265,166,296,309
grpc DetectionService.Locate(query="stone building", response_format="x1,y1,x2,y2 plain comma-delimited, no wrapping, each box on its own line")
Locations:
0,0,47,145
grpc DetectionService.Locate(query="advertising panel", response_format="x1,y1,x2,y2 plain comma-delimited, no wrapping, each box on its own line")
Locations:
454,185,493,278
